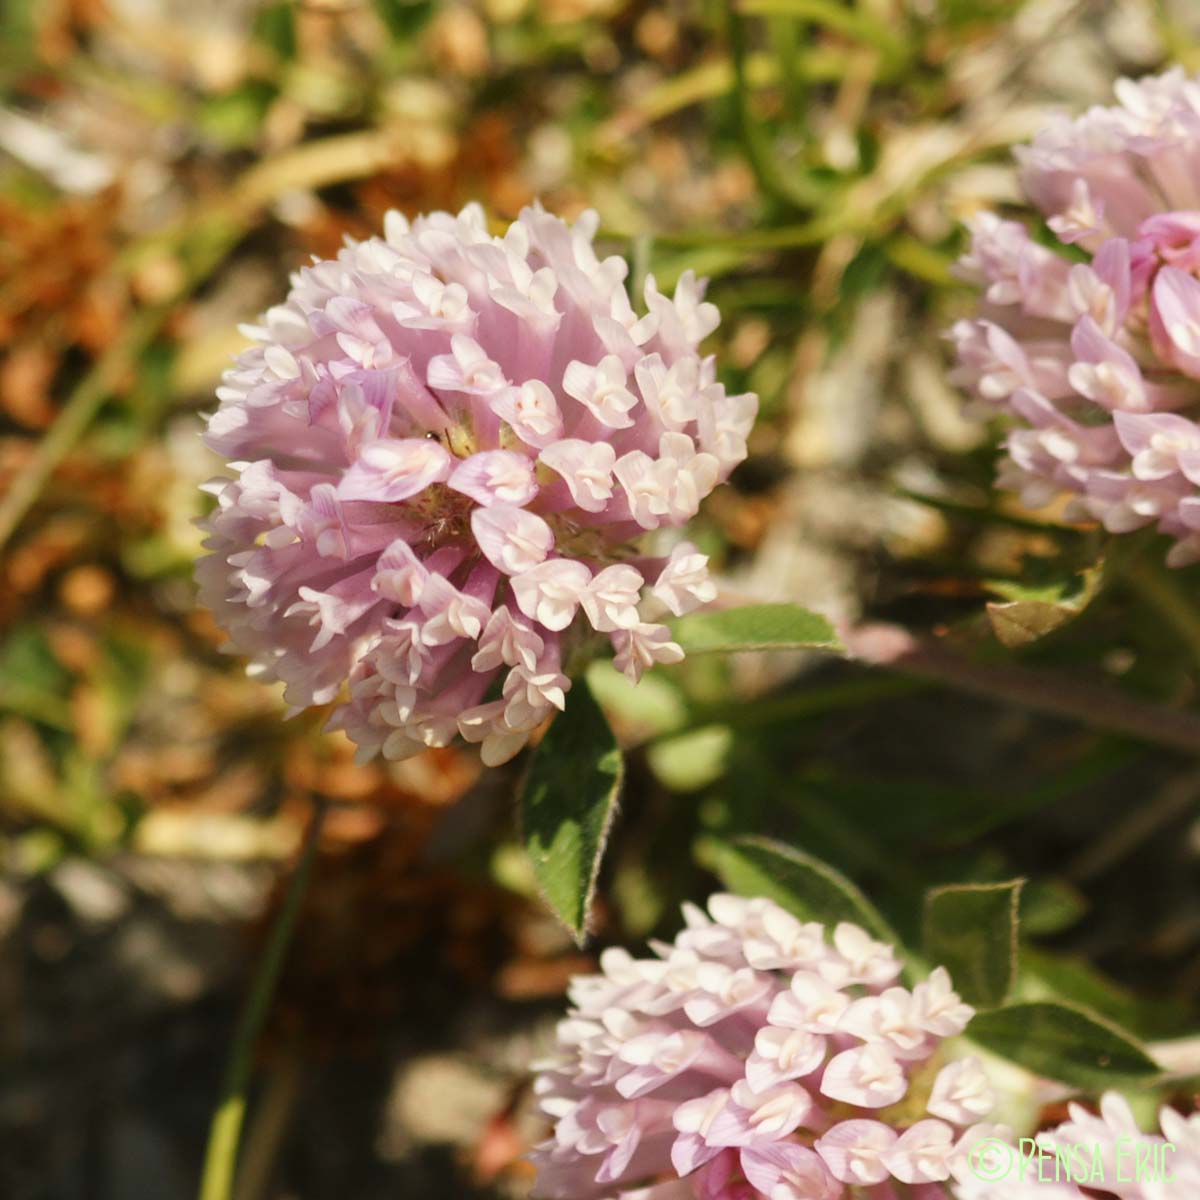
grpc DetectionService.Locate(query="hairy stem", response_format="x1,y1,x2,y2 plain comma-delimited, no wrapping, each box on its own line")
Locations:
1117,553,1200,672
844,622,1200,755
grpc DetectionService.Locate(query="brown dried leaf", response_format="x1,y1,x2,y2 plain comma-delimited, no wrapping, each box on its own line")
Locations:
0,343,56,429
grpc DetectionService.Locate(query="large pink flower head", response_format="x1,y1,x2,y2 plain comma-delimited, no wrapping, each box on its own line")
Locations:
951,68,1200,564
529,893,997,1200
196,204,756,765
957,1092,1200,1200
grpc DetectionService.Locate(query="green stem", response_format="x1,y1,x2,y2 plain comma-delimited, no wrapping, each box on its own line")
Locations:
768,15,804,122
198,803,325,1200
845,621,1200,755
1117,553,1200,672
600,212,847,257
649,675,926,744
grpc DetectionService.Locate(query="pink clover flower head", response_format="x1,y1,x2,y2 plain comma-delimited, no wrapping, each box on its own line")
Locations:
196,204,755,765
950,68,1200,565
529,893,996,1200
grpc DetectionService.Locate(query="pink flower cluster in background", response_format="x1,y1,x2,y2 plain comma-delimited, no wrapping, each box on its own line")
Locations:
952,68,1200,565
197,204,755,765
530,893,1000,1200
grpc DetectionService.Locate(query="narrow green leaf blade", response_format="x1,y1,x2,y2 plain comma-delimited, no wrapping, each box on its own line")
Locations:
924,880,1023,1008
714,836,898,943
670,604,842,654
520,678,624,945
967,1002,1161,1089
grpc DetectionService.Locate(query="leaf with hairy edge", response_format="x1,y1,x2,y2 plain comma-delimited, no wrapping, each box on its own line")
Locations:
967,1001,1161,1089
520,678,623,945
714,836,899,945
924,880,1023,1008
670,604,842,654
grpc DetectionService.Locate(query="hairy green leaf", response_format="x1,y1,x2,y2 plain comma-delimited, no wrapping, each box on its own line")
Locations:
924,880,1023,1008
520,679,623,945
968,1001,1160,1089
714,836,898,943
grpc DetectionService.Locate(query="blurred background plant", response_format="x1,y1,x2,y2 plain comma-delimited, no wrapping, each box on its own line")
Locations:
2,0,1200,1197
